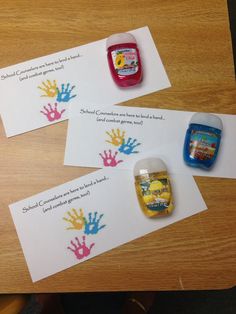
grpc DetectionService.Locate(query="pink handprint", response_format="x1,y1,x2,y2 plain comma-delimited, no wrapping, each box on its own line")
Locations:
99,150,123,167
40,103,65,122
67,236,95,260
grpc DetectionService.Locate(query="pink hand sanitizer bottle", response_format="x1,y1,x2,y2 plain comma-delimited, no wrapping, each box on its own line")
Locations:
106,33,143,87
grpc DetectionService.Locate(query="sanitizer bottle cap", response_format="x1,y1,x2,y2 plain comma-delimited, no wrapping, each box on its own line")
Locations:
106,33,137,50
134,157,167,176
190,113,223,131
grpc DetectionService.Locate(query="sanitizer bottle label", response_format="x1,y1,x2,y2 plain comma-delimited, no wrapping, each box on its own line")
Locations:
111,48,139,76
189,130,218,161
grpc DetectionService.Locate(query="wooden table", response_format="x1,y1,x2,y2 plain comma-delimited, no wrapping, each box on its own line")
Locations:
0,0,235,293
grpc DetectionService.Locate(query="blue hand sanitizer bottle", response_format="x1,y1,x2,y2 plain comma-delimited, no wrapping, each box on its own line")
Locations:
183,113,223,169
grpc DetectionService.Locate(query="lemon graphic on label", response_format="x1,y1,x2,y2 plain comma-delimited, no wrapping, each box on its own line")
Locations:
159,192,171,202
143,194,156,204
149,180,163,192
115,54,125,68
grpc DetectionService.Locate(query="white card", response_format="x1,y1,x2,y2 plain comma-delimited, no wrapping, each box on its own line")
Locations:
0,26,170,137
65,104,236,178
10,168,206,282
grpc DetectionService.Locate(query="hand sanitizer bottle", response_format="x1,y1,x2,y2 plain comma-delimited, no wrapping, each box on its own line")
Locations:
134,158,174,218
106,32,143,87
183,113,223,169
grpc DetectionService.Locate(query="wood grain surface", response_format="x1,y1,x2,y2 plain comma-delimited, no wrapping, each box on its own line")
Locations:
0,0,235,293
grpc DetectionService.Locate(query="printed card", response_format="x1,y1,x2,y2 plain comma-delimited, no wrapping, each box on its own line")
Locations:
10,168,206,282
0,26,170,137
65,105,236,178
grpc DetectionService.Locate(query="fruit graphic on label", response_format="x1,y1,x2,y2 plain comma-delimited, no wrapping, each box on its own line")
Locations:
143,194,156,204
115,54,125,68
149,180,163,192
159,192,171,202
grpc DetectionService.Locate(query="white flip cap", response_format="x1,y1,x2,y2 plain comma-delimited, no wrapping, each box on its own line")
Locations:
134,158,167,176
190,113,223,131
106,33,137,50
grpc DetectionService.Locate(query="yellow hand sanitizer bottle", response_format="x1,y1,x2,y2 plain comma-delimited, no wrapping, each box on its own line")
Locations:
134,158,174,218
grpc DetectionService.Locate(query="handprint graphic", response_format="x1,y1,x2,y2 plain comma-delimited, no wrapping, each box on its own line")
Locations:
118,138,141,155
56,83,76,102
63,208,85,230
67,236,95,260
99,150,123,167
38,80,58,98
38,80,77,122
105,129,125,146
104,129,141,160
64,209,106,261
40,103,65,122
84,212,106,235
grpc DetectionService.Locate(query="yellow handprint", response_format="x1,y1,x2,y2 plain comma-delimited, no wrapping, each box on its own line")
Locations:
63,208,85,230
106,129,125,146
38,80,58,97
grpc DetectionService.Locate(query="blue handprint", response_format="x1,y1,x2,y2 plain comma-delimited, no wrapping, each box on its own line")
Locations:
56,83,76,102
118,138,141,155
84,212,106,235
